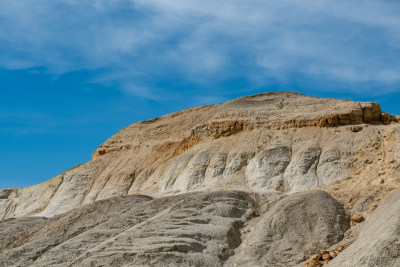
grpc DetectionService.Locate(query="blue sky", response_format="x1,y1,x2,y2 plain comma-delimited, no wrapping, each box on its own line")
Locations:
1,0,400,188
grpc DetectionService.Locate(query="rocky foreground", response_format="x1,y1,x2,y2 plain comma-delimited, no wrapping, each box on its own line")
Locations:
1,92,400,266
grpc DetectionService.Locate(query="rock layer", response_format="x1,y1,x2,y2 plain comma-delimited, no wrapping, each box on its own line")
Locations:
0,191,255,267
2,92,400,220
1,92,400,267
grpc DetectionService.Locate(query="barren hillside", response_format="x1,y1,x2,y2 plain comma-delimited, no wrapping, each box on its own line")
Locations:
1,92,399,266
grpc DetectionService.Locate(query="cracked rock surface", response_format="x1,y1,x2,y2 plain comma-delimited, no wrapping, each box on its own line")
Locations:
0,191,255,267
229,191,350,267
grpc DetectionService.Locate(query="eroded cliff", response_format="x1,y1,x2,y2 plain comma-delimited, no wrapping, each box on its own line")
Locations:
1,92,400,267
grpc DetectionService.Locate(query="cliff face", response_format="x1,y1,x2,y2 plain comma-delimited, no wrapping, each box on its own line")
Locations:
2,92,399,219
1,92,400,267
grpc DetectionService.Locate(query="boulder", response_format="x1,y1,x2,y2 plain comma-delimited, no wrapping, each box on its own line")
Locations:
233,190,350,266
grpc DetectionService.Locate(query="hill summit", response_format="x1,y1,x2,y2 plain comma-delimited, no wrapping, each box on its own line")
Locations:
1,92,400,266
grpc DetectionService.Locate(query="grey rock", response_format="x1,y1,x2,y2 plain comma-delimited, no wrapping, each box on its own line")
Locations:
0,191,255,267
330,188,400,267
1,92,400,219
233,190,350,267
246,146,291,190
284,146,322,192
1,92,400,267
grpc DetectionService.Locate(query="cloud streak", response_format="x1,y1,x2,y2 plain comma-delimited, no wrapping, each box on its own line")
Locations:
1,0,400,97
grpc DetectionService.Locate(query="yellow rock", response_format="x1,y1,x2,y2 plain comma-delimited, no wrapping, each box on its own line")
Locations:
308,259,322,267
351,214,364,223
313,254,322,261
318,249,328,255
348,125,363,132
322,253,331,260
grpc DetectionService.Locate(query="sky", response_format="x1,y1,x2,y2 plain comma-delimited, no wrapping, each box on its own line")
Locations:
1,0,400,189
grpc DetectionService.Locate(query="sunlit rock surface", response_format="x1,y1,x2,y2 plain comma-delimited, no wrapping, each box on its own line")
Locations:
1,92,400,266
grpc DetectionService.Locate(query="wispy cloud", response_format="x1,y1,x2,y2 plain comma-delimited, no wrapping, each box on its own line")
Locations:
0,109,108,136
1,0,400,96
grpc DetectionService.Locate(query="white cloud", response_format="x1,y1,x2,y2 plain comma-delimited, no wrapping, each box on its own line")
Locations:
122,84,162,101
1,0,400,95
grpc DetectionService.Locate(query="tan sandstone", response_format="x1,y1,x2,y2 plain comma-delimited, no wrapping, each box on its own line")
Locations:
0,92,399,267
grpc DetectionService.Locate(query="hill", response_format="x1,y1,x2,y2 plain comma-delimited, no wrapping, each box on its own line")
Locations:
1,92,399,266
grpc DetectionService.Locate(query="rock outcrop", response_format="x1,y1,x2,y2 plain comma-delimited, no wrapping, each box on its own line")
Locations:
2,92,400,220
329,187,400,267
1,91,400,267
0,191,256,267
230,191,350,266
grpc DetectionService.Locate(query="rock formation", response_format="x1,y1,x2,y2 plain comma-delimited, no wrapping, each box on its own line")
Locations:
1,91,399,266
230,191,350,266
329,187,400,267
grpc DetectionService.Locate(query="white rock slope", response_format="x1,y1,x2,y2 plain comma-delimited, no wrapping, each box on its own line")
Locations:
0,92,400,267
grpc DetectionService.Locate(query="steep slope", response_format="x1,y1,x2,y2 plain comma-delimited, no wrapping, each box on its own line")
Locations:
329,187,400,267
1,91,400,266
230,190,350,266
0,191,256,266
1,92,399,220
